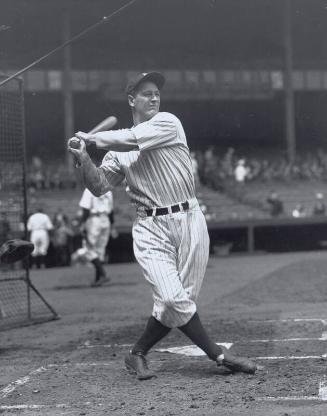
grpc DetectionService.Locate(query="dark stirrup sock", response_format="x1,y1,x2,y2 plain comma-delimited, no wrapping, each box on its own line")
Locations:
132,316,172,355
178,312,222,361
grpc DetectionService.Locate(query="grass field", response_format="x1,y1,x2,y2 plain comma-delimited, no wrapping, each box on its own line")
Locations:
1,251,327,415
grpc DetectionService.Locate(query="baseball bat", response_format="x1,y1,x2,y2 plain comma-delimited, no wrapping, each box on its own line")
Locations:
88,115,118,135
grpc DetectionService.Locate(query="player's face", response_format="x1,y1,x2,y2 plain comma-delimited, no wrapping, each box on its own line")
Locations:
129,81,160,122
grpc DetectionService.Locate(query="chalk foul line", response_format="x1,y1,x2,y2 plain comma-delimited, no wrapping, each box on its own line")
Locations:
0,366,48,399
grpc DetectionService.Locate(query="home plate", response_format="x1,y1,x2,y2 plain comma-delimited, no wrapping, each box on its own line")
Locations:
155,342,233,356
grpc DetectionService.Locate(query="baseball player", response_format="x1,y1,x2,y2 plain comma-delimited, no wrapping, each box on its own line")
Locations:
27,207,53,268
71,188,113,287
68,72,256,379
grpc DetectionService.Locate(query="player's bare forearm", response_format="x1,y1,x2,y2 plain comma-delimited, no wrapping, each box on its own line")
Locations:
79,153,109,196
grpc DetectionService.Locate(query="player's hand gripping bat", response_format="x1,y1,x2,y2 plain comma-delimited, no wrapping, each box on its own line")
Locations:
68,115,118,166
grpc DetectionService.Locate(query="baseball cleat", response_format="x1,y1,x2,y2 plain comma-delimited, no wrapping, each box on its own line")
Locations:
125,351,156,380
217,347,257,374
91,275,111,287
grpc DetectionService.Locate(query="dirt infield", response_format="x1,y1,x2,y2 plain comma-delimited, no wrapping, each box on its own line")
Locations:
1,251,327,415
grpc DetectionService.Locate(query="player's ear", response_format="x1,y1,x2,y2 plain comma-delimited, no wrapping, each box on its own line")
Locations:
128,94,135,107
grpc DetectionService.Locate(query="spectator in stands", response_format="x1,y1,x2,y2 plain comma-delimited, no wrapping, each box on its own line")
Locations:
234,159,249,184
312,192,326,216
29,156,45,190
266,191,284,217
292,203,306,218
221,147,235,179
27,207,53,268
70,209,84,253
52,209,74,266
202,146,217,189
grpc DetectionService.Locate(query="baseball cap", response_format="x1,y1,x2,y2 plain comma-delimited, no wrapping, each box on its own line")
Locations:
125,71,165,95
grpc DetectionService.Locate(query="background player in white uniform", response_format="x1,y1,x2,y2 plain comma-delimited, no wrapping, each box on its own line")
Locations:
27,207,53,268
68,72,256,379
72,188,113,287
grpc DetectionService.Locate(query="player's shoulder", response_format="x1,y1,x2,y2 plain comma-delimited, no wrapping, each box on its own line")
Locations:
151,111,181,124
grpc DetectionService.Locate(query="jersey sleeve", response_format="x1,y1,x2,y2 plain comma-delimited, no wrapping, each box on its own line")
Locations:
99,152,126,188
131,112,186,151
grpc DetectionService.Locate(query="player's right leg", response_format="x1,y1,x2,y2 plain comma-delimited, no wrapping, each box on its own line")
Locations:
125,316,170,380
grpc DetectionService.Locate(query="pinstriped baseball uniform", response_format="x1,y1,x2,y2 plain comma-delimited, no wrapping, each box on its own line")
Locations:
98,111,210,328
71,73,257,377
78,188,113,262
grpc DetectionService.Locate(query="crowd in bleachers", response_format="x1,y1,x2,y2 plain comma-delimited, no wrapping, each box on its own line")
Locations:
196,146,327,188
25,149,327,226
27,156,78,191
192,146,327,221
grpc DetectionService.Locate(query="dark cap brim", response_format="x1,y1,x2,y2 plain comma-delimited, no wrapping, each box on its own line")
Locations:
125,71,165,94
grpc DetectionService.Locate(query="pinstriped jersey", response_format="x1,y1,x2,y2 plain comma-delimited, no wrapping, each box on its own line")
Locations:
99,112,196,210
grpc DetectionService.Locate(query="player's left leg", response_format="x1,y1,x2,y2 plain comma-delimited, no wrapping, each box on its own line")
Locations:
175,209,223,361
85,218,109,286
177,210,256,374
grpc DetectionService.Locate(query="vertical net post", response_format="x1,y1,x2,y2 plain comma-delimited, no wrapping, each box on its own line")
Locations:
0,74,59,329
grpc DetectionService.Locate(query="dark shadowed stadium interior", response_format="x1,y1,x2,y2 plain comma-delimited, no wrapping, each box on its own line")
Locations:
1,0,327,155
2,2,327,414
1,0,327,252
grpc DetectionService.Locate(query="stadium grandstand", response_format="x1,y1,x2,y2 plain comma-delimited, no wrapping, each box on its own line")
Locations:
2,0,327,260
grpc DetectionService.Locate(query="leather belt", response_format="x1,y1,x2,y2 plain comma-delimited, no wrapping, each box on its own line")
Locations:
145,201,189,217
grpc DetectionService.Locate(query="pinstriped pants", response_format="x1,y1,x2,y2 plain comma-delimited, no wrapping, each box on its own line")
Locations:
133,199,210,328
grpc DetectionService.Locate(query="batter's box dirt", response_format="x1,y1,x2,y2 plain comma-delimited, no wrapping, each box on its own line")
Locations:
1,352,326,416
204,318,326,341
81,317,326,350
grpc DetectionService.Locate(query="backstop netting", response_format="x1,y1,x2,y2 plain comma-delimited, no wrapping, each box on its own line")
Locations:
0,75,58,329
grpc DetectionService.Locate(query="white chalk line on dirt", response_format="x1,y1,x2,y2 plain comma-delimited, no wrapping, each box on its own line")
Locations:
258,378,327,402
254,318,327,325
0,362,116,402
249,333,327,343
0,402,103,410
256,354,327,360
0,366,48,399
0,404,67,410
319,377,327,400
78,342,133,349
257,396,323,402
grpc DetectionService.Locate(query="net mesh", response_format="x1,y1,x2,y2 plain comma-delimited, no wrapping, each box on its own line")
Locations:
0,75,58,330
